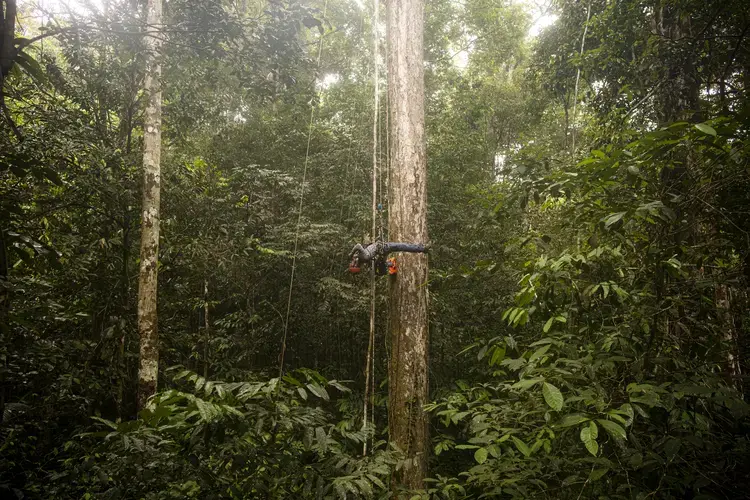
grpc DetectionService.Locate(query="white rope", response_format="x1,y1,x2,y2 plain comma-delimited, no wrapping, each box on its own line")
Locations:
279,0,329,380
363,0,379,457
571,2,591,153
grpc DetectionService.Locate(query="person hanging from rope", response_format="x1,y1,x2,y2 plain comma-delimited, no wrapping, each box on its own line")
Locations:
348,241,430,275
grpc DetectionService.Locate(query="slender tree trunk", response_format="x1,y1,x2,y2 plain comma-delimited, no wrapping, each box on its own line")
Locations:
715,284,743,392
0,228,8,420
136,0,163,411
203,279,210,378
570,2,591,153
0,228,8,339
386,0,429,489
117,223,129,418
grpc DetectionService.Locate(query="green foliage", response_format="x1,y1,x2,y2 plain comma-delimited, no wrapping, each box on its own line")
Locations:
51,368,395,499
426,117,750,498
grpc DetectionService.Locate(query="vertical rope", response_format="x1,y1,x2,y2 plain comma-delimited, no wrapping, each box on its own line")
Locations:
363,0,379,457
383,12,392,383
571,2,591,153
279,0,328,381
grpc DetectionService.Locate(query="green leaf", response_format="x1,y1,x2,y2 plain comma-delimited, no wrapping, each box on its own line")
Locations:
664,438,681,460
306,383,330,401
16,51,48,85
501,357,526,371
204,381,214,395
694,123,717,136
529,344,550,362
315,426,328,453
603,212,626,228
195,398,215,422
591,149,606,159
511,436,531,457
606,411,628,426
596,419,627,440
542,382,564,411
356,478,373,497
457,343,478,356
556,413,589,428
489,345,506,366
589,468,609,481
450,411,470,424
91,416,117,430
543,316,554,333
195,377,206,391
474,447,488,464
511,377,544,390
366,474,386,489
328,380,351,393
477,344,488,360
580,422,599,456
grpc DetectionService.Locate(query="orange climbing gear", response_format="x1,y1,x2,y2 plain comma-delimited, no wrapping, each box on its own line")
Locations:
387,257,397,275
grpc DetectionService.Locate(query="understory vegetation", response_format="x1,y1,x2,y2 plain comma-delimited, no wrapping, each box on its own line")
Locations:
2,0,749,498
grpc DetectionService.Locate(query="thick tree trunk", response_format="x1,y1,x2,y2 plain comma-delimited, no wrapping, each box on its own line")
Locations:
136,0,163,411
386,0,429,490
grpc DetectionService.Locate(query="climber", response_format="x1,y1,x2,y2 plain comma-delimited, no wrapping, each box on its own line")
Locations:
348,241,429,275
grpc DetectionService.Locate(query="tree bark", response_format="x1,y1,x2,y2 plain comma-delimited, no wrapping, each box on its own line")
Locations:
1,0,22,140
386,0,429,490
1,1,18,89
136,0,163,411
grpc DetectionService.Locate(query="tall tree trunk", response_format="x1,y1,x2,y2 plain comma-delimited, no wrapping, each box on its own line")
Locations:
136,0,163,411
386,0,429,489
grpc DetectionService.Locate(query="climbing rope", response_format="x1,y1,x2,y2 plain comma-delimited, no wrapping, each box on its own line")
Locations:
278,0,329,380
571,1,591,153
362,0,379,457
